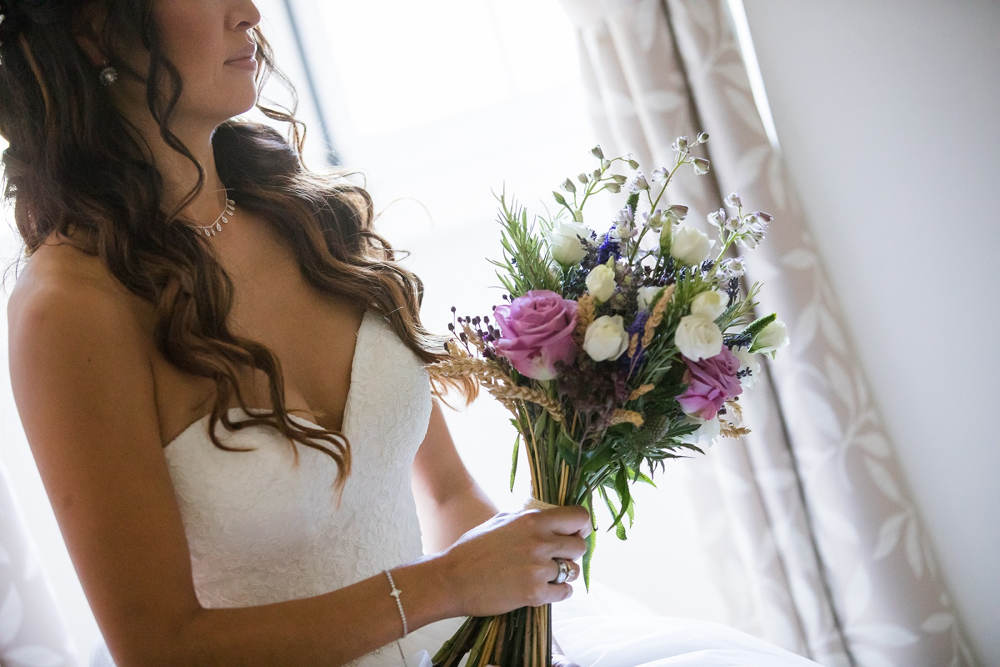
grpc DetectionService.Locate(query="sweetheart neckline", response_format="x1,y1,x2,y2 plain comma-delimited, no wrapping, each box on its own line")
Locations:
162,308,372,451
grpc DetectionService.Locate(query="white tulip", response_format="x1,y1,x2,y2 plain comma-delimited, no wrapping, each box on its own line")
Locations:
751,319,789,357
585,263,617,303
675,313,723,360
670,226,714,266
549,221,592,266
732,346,761,388
679,415,721,447
690,290,728,321
583,315,630,362
636,285,663,312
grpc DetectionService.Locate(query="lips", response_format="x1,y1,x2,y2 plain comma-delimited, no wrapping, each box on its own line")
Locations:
225,44,257,64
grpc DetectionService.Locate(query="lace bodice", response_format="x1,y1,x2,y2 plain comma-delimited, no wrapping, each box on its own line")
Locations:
92,308,465,666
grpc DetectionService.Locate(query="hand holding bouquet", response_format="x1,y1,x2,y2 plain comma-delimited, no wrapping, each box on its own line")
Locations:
428,133,789,666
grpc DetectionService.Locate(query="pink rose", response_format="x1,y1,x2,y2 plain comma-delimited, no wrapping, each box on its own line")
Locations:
492,290,579,381
676,345,743,419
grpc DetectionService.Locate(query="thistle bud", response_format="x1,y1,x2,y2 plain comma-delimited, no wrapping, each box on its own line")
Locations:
671,136,689,153
592,145,605,159
692,157,711,175
724,192,742,208
553,191,567,206
562,177,577,193
696,131,709,144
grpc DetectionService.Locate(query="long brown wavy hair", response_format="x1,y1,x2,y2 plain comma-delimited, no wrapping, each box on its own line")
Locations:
0,0,475,508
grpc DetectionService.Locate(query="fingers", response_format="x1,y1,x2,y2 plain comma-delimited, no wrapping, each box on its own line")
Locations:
528,504,591,538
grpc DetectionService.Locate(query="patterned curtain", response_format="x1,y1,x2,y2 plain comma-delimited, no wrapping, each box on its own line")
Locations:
555,1,977,665
0,463,77,665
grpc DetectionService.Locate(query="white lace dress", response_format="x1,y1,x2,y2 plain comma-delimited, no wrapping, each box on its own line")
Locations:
90,308,820,666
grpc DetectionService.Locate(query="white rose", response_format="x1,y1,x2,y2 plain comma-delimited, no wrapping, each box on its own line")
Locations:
674,314,723,360
751,319,789,357
690,289,728,320
679,415,721,447
732,346,761,388
583,315,629,362
636,285,663,312
549,221,592,265
585,264,617,303
670,226,714,266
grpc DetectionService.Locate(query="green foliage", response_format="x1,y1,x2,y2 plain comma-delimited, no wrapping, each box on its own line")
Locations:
509,431,520,493
485,184,562,298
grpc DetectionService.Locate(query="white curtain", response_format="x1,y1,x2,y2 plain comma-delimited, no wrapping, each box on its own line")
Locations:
555,1,977,665
0,462,77,665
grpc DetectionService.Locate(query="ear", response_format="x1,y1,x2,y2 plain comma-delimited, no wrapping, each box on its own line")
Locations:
71,1,109,66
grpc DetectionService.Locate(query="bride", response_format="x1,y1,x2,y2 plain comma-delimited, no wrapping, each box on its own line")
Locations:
1,1,820,665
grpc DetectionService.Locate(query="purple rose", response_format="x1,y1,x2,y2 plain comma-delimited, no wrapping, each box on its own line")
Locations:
676,345,743,419
492,290,578,380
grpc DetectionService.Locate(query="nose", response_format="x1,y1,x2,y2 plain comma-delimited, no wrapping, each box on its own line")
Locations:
232,0,262,31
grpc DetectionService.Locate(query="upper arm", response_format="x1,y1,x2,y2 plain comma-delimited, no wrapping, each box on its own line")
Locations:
411,397,477,509
7,281,201,664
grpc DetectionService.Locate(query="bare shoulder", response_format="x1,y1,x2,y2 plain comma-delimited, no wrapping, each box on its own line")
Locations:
7,236,200,663
8,231,149,333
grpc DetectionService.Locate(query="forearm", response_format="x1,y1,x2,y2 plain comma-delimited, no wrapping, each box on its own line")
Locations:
422,481,500,554
176,554,457,665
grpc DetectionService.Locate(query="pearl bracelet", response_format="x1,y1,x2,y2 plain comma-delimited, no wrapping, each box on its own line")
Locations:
384,569,408,637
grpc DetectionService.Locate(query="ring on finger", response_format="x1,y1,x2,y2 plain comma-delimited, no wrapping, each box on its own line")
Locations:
550,557,572,584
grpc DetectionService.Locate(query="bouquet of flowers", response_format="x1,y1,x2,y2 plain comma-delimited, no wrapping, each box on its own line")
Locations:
427,132,789,666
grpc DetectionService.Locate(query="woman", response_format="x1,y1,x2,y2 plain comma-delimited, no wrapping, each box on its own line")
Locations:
0,1,821,665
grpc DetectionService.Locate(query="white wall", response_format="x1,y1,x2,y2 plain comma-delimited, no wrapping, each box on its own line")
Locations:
739,1,1000,663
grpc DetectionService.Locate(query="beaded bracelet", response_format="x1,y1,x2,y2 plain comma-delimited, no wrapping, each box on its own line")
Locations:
384,569,408,637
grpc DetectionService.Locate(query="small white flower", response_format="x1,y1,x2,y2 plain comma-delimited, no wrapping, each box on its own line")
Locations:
636,285,664,312
548,221,592,265
724,216,741,232
585,263,617,303
613,205,635,228
696,131,710,144
718,257,746,278
672,136,689,153
583,314,630,362
641,209,666,231
690,290,728,320
670,226,714,266
724,192,742,208
675,314,723,360
750,319,789,357
707,207,727,228
625,170,649,193
650,166,669,182
679,415,721,447
665,204,688,221
732,346,761,388
691,157,711,175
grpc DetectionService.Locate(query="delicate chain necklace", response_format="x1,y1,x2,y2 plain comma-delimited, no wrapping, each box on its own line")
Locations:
186,195,236,237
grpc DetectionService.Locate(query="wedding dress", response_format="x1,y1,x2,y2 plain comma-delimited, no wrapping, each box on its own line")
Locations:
90,308,820,667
